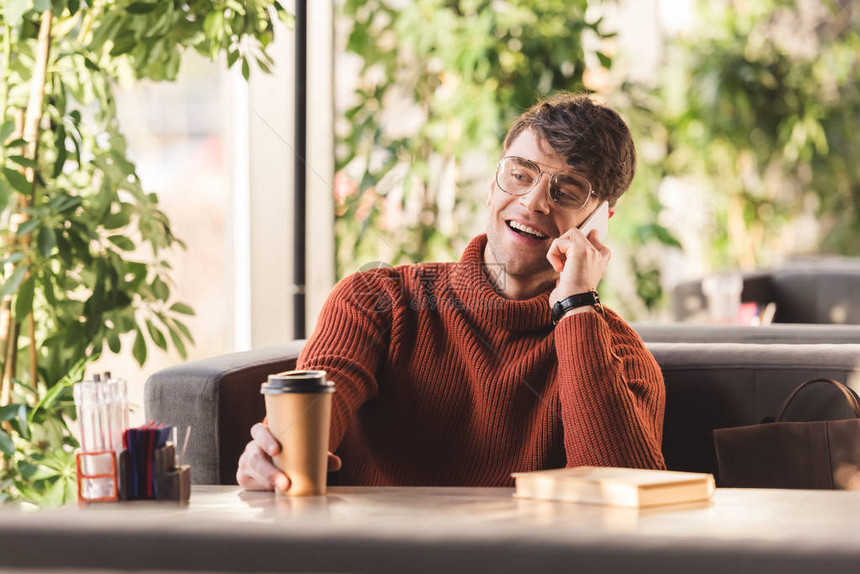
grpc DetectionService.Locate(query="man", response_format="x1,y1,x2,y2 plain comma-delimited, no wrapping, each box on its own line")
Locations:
237,93,666,491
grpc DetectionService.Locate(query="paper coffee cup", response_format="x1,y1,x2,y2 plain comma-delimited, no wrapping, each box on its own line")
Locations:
261,370,334,496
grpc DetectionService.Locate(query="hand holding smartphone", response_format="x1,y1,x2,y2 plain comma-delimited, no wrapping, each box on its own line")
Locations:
577,200,609,242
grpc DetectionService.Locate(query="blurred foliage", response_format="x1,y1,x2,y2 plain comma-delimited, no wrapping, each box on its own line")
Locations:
336,0,616,274
655,0,860,269
0,0,289,505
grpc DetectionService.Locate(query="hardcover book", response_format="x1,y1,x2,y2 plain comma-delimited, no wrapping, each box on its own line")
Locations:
511,466,716,508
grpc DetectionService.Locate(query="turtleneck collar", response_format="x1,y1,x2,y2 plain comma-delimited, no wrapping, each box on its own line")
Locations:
450,234,552,333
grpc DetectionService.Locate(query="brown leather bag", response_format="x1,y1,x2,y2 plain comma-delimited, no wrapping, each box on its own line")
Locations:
713,378,860,489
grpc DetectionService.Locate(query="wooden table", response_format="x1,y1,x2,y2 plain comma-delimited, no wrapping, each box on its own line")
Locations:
1,486,859,573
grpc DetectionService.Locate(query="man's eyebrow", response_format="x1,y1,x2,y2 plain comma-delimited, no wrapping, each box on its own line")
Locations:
520,156,586,177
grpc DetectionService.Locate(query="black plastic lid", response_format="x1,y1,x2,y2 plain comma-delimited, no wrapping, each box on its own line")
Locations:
260,370,334,394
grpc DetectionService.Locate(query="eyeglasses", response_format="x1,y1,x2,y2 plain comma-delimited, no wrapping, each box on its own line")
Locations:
495,156,596,211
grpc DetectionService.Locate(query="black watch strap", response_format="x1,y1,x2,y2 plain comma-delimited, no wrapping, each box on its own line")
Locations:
551,290,604,325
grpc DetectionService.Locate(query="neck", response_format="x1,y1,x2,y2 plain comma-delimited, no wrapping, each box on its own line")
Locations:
482,244,556,300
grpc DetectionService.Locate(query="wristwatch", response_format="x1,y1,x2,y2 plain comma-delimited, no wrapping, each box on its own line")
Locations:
551,290,604,325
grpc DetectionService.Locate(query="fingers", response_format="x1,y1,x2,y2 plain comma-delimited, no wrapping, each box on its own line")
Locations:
546,234,587,272
546,226,612,303
236,438,290,491
546,239,565,273
237,425,343,492
237,423,288,491
585,229,611,258
250,422,280,456
547,228,608,265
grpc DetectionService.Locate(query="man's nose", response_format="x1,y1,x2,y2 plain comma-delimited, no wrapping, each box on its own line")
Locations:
519,173,552,214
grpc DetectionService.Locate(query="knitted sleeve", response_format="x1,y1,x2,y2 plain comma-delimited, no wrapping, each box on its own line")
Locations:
553,309,666,469
296,269,399,452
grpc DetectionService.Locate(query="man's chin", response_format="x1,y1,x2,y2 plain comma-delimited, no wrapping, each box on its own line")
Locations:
496,260,555,283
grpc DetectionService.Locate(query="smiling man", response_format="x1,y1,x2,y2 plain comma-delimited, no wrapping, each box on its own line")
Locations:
237,93,666,492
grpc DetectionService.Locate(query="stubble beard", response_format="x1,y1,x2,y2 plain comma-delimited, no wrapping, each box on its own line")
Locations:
485,225,556,289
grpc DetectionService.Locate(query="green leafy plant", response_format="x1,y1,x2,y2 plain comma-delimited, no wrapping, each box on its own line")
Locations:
0,0,290,505
656,0,860,269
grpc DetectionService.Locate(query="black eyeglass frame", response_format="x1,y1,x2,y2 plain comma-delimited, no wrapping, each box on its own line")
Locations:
495,155,597,211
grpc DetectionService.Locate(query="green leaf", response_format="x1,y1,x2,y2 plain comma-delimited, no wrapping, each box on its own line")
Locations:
0,430,14,455
146,319,167,350
0,179,10,211
108,235,135,251
115,314,135,332
33,0,51,11
44,476,67,506
596,52,612,69
0,252,24,265
83,57,99,71
242,58,250,80
107,332,121,353
55,195,82,213
132,327,147,365
203,10,223,36
30,379,73,420
225,0,245,15
102,207,131,229
37,226,56,257
0,404,21,422
13,404,30,440
4,138,26,148
126,2,156,14
110,35,136,57
167,325,187,358
227,49,240,68
0,266,28,298
151,276,169,300
16,217,40,236
7,155,37,169
172,318,195,345
26,465,60,481
169,302,194,315
274,1,295,27
52,125,67,178
256,57,272,74
2,167,31,194
15,276,35,317
0,121,14,143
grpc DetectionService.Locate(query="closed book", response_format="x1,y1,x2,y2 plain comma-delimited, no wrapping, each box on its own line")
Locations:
511,466,716,508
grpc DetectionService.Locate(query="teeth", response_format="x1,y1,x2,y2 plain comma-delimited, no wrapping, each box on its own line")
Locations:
509,221,548,238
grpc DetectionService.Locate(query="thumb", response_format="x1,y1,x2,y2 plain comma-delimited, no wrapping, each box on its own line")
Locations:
327,452,342,472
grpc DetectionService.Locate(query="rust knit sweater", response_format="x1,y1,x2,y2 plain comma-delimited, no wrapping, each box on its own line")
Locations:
297,234,665,487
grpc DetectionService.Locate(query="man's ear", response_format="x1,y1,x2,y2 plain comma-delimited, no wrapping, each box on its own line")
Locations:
486,181,494,206
608,206,616,219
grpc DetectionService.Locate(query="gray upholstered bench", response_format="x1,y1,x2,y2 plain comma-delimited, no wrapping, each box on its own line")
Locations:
145,341,860,485
672,258,860,324
632,323,860,344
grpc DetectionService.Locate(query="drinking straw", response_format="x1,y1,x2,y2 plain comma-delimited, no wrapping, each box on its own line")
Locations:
179,426,192,467
170,426,179,468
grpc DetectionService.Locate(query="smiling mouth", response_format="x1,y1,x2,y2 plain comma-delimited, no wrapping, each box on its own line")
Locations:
507,220,549,240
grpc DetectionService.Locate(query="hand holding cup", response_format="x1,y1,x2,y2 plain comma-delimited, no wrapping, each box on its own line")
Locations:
237,370,337,496
237,422,341,492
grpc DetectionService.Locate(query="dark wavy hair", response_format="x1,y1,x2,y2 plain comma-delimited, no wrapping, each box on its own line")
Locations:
502,93,636,207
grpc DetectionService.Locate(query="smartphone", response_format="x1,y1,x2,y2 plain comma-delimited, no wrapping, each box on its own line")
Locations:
578,200,609,242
